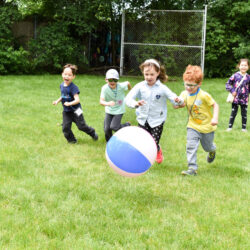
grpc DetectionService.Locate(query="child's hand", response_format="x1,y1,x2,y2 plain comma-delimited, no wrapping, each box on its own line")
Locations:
52,101,58,105
109,101,116,106
174,96,184,105
174,97,183,104
211,118,218,126
232,92,237,97
64,102,71,107
137,100,146,106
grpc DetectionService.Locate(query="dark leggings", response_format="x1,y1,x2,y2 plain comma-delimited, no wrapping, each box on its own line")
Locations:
228,103,247,129
139,121,164,152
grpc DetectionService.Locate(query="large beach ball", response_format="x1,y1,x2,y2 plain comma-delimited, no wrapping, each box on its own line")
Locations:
105,126,157,177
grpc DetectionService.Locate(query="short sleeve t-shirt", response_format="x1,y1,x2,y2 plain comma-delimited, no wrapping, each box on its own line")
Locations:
100,81,129,115
60,82,81,112
180,88,216,133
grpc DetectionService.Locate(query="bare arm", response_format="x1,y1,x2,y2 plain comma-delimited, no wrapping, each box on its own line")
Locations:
211,101,219,126
64,94,80,107
53,97,62,105
127,82,132,90
99,97,115,107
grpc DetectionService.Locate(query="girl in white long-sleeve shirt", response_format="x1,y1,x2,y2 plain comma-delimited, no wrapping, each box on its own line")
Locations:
125,59,182,164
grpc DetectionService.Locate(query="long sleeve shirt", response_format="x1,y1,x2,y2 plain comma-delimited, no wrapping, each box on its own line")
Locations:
125,80,178,127
226,72,250,105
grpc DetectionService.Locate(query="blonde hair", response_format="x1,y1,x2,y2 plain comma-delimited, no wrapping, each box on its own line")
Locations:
139,59,168,83
183,65,203,84
63,64,78,75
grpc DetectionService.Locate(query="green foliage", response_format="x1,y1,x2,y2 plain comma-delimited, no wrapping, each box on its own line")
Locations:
28,22,88,73
1,0,249,76
0,3,31,74
0,46,31,74
131,12,203,75
205,0,250,77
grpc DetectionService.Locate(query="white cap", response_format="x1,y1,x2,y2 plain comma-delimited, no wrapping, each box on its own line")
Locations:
106,69,119,80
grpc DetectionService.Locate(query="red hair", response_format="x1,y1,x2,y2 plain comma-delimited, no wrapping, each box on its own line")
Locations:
183,65,203,84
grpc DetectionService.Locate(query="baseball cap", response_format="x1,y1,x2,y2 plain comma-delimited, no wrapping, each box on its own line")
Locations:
106,69,119,80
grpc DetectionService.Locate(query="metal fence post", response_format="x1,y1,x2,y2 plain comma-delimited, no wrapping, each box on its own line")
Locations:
119,11,125,76
201,5,207,73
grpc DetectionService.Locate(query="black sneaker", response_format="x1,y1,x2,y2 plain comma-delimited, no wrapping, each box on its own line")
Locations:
207,151,216,163
92,133,98,141
125,122,131,126
181,168,197,176
68,140,77,144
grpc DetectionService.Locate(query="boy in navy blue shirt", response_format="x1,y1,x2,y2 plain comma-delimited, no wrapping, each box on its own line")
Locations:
53,64,98,143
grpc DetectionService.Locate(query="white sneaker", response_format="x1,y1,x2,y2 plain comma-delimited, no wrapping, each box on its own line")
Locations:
226,128,232,132
242,129,247,132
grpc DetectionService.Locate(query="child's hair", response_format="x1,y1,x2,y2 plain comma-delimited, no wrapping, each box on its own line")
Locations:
237,58,249,68
139,59,168,82
63,64,78,75
183,65,203,84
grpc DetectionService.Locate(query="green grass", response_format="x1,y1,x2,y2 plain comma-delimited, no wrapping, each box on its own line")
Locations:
0,74,249,249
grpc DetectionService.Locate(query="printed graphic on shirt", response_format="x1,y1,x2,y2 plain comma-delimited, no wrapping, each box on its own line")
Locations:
117,100,123,105
189,99,207,124
61,91,71,101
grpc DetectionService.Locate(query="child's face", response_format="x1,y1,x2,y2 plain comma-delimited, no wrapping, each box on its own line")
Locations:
143,66,160,86
62,67,75,85
184,81,201,94
106,78,118,89
239,61,249,74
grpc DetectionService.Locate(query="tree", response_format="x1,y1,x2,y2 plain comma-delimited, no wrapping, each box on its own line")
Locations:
2,0,249,75
0,1,30,74
205,0,250,77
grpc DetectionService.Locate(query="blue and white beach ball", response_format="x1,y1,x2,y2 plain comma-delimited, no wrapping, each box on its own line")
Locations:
105,126,157,177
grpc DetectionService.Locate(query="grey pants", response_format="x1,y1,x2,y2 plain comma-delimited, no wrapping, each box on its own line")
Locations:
186,128,216,170
104,113,129,142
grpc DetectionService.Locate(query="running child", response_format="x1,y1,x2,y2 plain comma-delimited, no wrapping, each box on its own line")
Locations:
125,59,182,164
53,64,98,143
100,69,132,142
226,58,250,132
174,65,219,176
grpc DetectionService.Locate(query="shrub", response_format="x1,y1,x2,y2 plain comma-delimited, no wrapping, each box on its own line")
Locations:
29,22,88,73
0,4,31,74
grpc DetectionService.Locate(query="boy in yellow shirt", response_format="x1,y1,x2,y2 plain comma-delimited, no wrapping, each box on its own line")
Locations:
175,65,219,176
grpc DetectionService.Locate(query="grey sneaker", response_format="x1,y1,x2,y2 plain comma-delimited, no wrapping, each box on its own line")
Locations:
207,151,216,163
181,168,197,176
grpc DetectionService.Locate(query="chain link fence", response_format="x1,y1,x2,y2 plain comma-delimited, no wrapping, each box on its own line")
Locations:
120,8,207,77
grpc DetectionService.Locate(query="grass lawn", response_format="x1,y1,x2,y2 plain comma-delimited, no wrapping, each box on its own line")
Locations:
0,74,249,249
